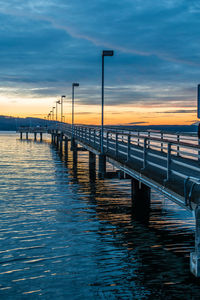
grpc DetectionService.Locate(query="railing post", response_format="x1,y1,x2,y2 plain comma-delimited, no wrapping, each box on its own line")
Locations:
89,128,91,144
148,132,150,148
106,131,109,152
166,142,172,181
127,134,131,161
161,132,164,152
137,131,140,146
116,133,119,157
94,129,96,146
99,129,102,151
143,138,147,169
177,134,180,157
81,127,83,140
78,127,80,138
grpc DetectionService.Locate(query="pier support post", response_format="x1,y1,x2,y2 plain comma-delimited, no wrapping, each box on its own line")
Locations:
51,133,53,144
34,132,37,141
54,134,56,145
98,154,106,179
26,132,28,140
89,151,96,179
65,137,68,158
20,132,22,140
72,142,78,167
60,133,63,152
71,137,76,151
40,133,42,141
190,206,200,277
131,178,151,223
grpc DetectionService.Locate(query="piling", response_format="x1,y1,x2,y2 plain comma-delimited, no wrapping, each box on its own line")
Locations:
72,141,78,167
98,154,106,178
131,178,151,223
65,137,68,159
59,133,63,153
89,151,96,180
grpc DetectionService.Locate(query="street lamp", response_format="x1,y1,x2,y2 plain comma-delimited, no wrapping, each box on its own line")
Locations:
52,106,55,121
56,100,60,121
101,50,114,153
72,83,79,139
61,95,66,123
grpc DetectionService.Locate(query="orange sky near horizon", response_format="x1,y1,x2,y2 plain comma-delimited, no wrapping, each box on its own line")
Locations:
1,98,197,125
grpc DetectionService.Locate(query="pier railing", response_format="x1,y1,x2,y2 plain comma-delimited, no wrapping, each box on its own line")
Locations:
17,123,200,205
54,123,200,206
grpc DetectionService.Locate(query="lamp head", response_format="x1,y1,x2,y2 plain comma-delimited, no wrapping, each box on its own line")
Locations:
102,50,114,56
72,83,79,87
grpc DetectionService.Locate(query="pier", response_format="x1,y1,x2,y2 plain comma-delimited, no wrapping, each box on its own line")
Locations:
18,124,200,277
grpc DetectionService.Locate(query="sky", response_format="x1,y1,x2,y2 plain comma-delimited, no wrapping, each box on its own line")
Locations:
0,0,200,125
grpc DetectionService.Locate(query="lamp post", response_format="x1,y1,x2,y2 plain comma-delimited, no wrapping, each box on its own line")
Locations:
101,50,114,153
52,106,55,121
72,83,79,139
56,100,60,121
61,95,66,123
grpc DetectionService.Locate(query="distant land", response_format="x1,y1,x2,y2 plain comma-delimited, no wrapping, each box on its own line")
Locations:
0,115,198,133
0,116,47,131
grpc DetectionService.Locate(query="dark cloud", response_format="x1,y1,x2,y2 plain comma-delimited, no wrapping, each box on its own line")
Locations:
128,121,149,125
0,0,199,109
159,109,196,114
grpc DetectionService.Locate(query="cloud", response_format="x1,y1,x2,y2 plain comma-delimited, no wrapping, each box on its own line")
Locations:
0,0,200,111
128,121,149,125
158,109,196,114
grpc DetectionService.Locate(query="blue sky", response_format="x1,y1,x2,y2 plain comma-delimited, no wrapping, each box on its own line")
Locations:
0,0,200,122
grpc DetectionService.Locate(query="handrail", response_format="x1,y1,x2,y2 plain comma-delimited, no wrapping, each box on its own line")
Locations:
58,124,200,189
58,123,200,149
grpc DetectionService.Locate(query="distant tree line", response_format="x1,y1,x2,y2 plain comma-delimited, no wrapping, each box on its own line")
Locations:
0,116,47,131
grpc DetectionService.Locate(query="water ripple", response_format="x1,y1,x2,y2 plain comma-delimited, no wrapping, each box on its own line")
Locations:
0,133,198,299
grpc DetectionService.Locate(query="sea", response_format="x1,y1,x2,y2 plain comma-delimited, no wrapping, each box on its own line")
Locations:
0,131,200,299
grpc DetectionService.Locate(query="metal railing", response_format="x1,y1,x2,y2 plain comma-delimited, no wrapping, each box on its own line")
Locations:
18,123,200,206
58,124,200,185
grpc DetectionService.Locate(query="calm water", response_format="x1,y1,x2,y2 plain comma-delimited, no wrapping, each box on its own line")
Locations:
0,132,200,299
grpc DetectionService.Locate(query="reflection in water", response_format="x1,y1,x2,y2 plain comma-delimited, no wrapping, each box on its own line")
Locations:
0,132,199,299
